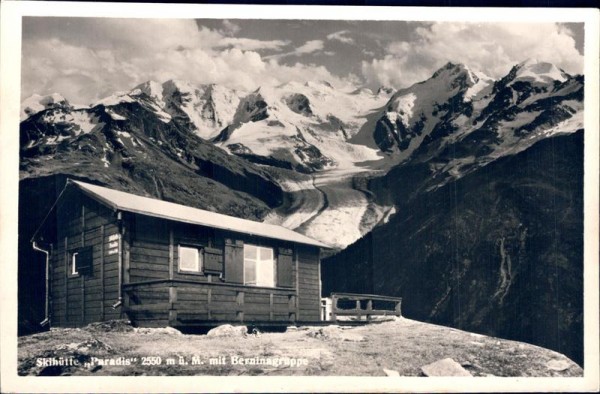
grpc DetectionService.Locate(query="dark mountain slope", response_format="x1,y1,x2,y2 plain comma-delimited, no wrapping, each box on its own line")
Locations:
323,130,583,365
20,100,283,214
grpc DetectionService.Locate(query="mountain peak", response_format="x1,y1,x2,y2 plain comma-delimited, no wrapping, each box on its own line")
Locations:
429,62,483,89
131,80,164,100
21,93,71,120
162,79,197,94
513,59,568,84
518,58,539,68
93,91,135,107
431,62,467,77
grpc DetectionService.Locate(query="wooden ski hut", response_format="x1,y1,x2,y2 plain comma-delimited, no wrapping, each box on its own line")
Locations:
31,179,329,328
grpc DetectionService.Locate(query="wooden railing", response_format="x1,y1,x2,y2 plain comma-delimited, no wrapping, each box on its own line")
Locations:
329,292,402,321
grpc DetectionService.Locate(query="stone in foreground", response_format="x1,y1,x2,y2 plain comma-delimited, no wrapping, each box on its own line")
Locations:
207,324,248,338
421,358,473,377
546,359,572,371
383,368,400,377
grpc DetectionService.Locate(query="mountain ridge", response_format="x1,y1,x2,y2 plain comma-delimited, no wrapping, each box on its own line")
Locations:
19,59,583,248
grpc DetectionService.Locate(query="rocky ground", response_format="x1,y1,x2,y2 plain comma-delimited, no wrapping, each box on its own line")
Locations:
18,318,582,377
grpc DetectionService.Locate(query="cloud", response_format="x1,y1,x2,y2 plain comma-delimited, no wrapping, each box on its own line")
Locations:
221,20,241,36
23,19,582,106
21,38,139,105
327,30,354,44
21,19,349,105
265,39,324,60
362,49,376,57
361,22,584,89
295,40,325,55
215,37,290,51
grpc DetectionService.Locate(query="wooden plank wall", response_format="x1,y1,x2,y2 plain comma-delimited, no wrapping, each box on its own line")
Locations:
129,219,301,287
50,193,120,327
125,282,170,327
129,218,217,283
126,218,315,326
50,200,322,327
296,245,321,322
126,282,296,327
174,283,294,323
129,215,170,282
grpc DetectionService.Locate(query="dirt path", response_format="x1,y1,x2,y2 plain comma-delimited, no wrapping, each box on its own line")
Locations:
18,318,582,377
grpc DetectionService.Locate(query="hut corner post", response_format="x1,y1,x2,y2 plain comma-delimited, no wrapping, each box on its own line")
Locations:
112,211,124,309
32,241,51,326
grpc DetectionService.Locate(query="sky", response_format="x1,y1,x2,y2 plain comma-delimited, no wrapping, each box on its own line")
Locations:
21,17,584,106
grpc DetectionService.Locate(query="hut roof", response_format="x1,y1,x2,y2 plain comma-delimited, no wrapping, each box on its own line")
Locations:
34,179,330,248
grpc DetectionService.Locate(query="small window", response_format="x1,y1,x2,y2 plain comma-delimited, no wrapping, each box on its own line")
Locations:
68,246,93,277
244,244,274,287
178,245,203,273
70,251,79,276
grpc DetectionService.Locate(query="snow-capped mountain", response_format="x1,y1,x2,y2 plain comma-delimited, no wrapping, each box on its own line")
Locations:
88,80,241,139
20,59,583,248
352,62,495,154
353,60,582,188
317,60,584,367
19,78,394,248
213,81,390,173
23,59,581,182
161,80,241,139
21,93,72,121
511,58,570,85
19,87,284,220
21,78,391,175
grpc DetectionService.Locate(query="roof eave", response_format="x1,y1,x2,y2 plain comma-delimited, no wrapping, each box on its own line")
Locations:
113,205,331,248
70,180,333,249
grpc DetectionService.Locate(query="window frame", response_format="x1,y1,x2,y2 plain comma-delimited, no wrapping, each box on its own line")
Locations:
69,250,79,277
67,246,93,278
243,244,276,288
177,244,204,275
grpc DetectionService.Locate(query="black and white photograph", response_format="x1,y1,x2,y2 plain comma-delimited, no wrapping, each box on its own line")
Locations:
1,2,598,393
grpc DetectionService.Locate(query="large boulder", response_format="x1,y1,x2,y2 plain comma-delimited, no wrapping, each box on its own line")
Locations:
421,358,472,377
206,324,248,338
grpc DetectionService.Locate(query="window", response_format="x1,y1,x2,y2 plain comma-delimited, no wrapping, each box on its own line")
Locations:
68,246,93,277
178,245,203,273
70,251,79,276
243,244,274,287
